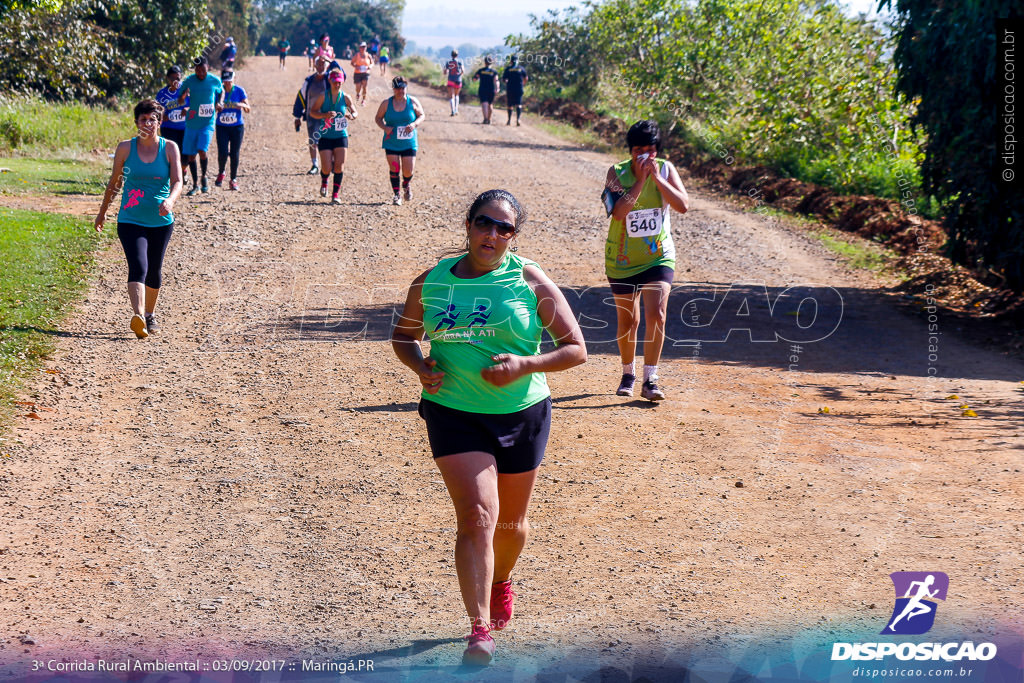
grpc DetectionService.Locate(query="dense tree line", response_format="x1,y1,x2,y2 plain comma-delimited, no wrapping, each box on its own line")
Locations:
254,0,403,57
0,0,402,101
885,0,1023,291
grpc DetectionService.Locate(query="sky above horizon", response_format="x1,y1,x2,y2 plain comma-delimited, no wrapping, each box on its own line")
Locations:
401,0,885,49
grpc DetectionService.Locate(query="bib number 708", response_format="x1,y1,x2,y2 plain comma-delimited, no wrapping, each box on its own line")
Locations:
626,207,662,237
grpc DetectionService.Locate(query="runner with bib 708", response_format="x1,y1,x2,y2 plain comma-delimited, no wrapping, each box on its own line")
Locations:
602,119,689,401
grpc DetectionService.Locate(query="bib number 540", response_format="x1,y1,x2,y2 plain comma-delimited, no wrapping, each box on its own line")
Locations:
626,207,662,237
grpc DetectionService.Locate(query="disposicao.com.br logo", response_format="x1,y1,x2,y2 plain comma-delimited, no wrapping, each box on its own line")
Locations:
831,572,998,662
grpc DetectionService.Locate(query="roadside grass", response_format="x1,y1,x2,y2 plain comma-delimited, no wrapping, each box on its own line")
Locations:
0,208,110,432
814,230,898,273
396,55,444,86
534,121,615,154
0,157,109,196
0,94,132,158
756,207,900,275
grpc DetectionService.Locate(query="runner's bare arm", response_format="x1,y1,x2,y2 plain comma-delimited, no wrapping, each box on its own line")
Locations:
176,87,189,106
95,141,131,232
606,165,646,223
392,270,445,394
650,160,689,214
481,266,587,387
375,100,391,133
344,92,358,118
410,97,426,128
238,98,251,113
163,140,183,212
308,94,328,119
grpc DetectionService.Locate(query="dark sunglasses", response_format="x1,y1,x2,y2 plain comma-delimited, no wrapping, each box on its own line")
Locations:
472,214,517,238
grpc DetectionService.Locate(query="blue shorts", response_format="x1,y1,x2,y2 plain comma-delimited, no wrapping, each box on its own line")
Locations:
380,56,389,64
182,126,214,155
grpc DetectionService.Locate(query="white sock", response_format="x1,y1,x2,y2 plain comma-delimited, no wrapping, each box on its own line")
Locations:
643,365,658,383
622,362,635,377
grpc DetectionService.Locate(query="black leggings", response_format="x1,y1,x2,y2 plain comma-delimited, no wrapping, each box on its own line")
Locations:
117,222,174,289
216,125,245,179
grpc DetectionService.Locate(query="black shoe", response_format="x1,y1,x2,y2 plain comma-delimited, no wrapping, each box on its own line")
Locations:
641,380,665,401
616,374,636,397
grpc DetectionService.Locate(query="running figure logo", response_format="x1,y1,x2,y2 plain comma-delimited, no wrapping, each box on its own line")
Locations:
432,304,460,332
882,572,949,635
124,189,144,209
467,304,491,328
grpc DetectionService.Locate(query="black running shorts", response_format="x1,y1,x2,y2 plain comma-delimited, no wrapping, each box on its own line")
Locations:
418,397,551,474
317,136,349,151
607,265,674,296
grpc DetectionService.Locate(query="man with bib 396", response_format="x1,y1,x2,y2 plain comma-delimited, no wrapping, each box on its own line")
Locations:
602,119,689,402
176,56,223,195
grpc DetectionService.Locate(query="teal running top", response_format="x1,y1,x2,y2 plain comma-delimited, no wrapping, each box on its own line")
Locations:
318,86,349,139
382,96,417,151
119,137,173,227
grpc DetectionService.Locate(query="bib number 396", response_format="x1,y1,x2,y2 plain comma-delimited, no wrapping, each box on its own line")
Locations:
626,207,663,237
198,103,215,117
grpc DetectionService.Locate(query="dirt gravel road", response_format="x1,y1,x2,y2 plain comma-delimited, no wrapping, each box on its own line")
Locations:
2,57,1022,680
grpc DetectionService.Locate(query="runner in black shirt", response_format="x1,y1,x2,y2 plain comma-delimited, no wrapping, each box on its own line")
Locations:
502,55,528,126
473,56,500,124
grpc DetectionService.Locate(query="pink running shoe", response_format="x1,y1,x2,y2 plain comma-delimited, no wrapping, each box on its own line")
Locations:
489,579,516,631
462,624,494,665
215,172,225,187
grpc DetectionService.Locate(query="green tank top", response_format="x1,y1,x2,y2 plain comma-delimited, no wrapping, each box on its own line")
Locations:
605,157,676,279
420,253,550,414
318,86,348,139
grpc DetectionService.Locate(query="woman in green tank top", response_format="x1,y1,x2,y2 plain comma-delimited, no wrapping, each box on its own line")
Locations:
392,190,586,665
602,120,689,401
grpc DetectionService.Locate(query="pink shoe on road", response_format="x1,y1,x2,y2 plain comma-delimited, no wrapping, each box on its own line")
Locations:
462,624,495,665
489,579,516,631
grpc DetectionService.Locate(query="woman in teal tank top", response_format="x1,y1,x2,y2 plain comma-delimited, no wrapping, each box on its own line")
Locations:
308,68,358,204
392,190,586,665
373,76,425,205
95,99,183,339
602,119,689,401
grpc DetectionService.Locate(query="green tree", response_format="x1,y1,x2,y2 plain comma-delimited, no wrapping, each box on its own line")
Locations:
885,0,1023,290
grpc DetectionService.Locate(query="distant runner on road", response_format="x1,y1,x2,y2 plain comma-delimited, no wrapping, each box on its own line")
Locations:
472,56,500,124
374,76,424,205
95,99,183,340
378,45,390,77
220,37,237,70
502,55,527,126
176,56,224,195
602,120,689,401
156,64,197,192
444,50,464,116
293,55,331,175
278,38,290,69
214,69,250,191
351,41,373,107
308,68,357,205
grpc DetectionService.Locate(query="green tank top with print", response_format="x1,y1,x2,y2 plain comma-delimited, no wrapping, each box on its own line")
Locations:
420,253,550,414
605,157,676,279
